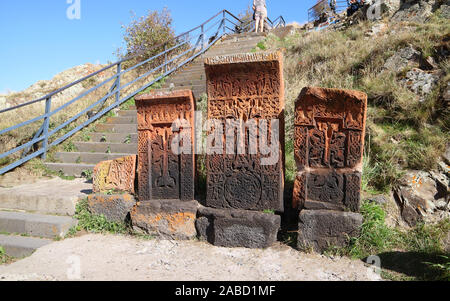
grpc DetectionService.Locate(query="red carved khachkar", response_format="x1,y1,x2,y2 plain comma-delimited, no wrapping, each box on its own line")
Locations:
135,90,195,202
204,52,285,211
293,87,368,212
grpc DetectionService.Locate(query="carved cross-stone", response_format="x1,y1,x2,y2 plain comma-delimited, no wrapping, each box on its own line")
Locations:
135,90,195,202
204,52,285,212
293,87,367,212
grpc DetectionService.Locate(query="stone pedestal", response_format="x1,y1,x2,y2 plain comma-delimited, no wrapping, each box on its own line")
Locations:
196,206,280,249
298,210,363,252
88,194,136,223
293,87,368,252
131,200,199,240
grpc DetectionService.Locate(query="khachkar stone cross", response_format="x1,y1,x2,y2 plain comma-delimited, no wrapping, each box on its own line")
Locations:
135,90,195,202
204,51,285,212
293,87,367,252
196,52,284,249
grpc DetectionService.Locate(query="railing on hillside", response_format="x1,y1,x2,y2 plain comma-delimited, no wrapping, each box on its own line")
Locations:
0,9,285,175
308,0,349,22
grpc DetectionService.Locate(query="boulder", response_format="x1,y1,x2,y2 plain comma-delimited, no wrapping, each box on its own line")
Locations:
298,210,363,253
443,145,450,165
391,0,435,22
383,46,422,73
131,200,198,240
196,206,281,249
87,194,136,223
393,170,448,226
401,68,440,102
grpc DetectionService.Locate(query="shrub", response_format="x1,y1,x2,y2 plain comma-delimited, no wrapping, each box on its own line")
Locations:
117,8,178,69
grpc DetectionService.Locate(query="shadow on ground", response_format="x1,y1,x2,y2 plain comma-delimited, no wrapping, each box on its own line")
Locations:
376,251,449,281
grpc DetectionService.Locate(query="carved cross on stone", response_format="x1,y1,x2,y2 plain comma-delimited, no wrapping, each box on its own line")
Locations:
135,90,195,202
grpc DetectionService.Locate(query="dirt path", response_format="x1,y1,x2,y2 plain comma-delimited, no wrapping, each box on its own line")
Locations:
0,234,382,281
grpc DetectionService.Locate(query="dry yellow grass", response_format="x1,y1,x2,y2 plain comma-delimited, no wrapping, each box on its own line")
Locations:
262,13,449,190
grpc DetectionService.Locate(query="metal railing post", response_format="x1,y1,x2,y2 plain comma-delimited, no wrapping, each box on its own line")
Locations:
200,25,205,50
116,63,122,104
223,11,226,34
164,44,168,73
41,97,51,160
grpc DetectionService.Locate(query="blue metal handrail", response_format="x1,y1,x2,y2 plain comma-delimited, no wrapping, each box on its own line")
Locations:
0,9,285,175
308,0,349,23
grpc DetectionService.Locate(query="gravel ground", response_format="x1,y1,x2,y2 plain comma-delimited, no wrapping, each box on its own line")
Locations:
0,234,382,281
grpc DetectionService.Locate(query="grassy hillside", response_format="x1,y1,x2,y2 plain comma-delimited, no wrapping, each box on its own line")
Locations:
262,11,449,193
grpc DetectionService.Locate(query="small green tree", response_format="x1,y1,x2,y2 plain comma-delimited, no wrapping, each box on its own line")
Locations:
117,8,178,69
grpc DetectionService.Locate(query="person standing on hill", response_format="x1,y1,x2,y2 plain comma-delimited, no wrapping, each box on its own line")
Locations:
253,0,268,33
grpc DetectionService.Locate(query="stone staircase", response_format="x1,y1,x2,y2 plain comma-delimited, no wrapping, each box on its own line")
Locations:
0,210,77,258
44,32,267,177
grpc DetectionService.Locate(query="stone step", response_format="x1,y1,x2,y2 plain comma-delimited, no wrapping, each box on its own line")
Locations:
162,79,205,87
118,110,137,117
105,116,137,124
89,133,138,143
95,123,138,133
161,79,206,90
0,234,52,258
44,163,96,178
74,142,138,154
0,178,91,216
0,211,77,239
54,152,134,164
155,88,206,98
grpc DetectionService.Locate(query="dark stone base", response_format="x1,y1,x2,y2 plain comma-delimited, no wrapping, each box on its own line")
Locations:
196,206,281,249
298,210,363,253
88,194,136,223
131,200,199,240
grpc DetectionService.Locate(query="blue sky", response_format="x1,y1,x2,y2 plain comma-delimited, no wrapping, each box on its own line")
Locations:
0,0,318,94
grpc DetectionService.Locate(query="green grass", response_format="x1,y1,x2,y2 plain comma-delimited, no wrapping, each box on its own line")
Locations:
326,200,450,281
81,169,93,181
0,246,13,265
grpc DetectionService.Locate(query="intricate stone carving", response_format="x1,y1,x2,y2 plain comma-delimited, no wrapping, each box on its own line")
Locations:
204,52,285,211
293,87,367,212
93,155,137,194
135,90,195,202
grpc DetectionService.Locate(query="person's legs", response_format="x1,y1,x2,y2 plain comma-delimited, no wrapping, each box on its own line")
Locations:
255,16,261,32
259,17,265,33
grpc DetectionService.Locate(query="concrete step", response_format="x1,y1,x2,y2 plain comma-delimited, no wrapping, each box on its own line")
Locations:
74,142,138,154
162,79,205,87
89,133,138,143
0,178,91,216
95,123,138,133
44,163,96,178
0,211,77,239
161,83,205,90
105,116,137,124
54,152,134,164
0,234,52,258
118,110,137,117
155,88,206,98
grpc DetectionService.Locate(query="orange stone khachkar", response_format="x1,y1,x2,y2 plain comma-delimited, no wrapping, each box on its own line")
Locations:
204,52,285,212
293,87,368,212
135,90,196,202
92,155,137,194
